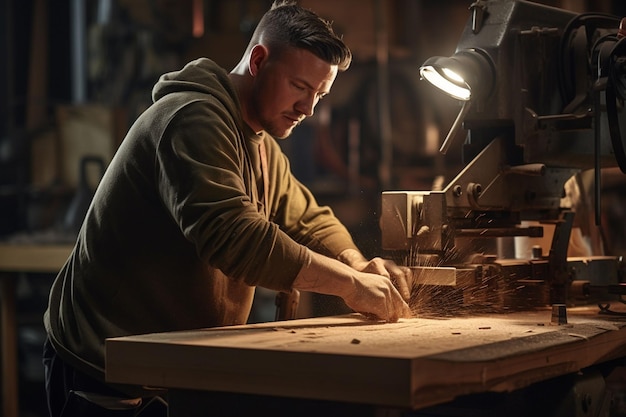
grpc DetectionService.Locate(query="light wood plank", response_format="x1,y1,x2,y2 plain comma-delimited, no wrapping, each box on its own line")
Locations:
106,306,626,410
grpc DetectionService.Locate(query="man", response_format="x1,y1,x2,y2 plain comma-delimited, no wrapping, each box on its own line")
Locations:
43,1,413,415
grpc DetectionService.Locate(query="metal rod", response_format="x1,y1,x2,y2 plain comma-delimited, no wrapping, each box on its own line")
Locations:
440,100,471,155
456,226,544,238
71,0,86,103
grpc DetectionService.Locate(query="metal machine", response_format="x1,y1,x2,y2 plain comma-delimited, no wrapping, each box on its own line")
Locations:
380,0,626,314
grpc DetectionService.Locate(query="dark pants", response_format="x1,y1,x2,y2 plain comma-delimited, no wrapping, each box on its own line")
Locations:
42,337,167,417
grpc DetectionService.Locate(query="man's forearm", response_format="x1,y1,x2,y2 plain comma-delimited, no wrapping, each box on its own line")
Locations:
336,248,367,268
292,249,356,298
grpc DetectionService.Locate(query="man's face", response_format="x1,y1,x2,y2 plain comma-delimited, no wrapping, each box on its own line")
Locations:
249,46,338,138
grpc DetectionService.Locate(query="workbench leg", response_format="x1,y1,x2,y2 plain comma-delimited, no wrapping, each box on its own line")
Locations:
1,274,19,417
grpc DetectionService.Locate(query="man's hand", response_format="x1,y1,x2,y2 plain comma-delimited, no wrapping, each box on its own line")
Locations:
338,249,413,301
340,271,414,322
293,249,413,322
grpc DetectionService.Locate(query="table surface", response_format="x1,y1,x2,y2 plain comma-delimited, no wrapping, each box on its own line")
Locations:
106,304,626,410
0,243,74,272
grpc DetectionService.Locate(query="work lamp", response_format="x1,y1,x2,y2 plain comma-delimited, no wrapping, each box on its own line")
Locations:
419,49,495,102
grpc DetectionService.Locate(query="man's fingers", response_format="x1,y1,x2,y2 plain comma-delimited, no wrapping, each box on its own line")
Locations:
390,265,412,301
400,300,413,319
369,259,413,301
362,258,389,277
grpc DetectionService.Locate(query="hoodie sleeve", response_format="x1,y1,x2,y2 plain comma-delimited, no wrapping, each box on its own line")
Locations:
155,98,309,291
264,136,360,258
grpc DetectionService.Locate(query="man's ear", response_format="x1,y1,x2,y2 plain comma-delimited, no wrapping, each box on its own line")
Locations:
248,44,269,77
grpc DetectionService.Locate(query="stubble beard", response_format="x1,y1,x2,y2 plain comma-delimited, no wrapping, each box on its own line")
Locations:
262,117,297,139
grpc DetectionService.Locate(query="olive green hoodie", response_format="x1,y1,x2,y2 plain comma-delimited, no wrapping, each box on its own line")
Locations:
44,58,359,390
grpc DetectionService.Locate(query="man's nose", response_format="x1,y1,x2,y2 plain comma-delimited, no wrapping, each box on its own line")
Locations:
295,94,316,117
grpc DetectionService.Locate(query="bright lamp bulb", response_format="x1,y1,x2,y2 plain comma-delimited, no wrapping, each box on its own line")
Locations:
442,68,465,83
420,66,471,101
420,50,494,102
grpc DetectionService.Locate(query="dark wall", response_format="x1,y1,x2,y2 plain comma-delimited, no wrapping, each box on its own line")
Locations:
0,0,71,236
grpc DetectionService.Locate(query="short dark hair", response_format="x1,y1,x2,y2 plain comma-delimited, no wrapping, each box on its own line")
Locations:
251,0,352,71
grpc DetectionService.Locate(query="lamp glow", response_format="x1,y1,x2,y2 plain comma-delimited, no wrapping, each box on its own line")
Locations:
420,66,471,101
442,68,465,83
419,49,495,103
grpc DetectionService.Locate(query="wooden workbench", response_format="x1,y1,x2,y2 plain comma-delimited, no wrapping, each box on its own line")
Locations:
106,305,626,415
0,243,73,417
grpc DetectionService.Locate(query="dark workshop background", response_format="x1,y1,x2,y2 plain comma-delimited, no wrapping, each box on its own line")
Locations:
2,1,626,416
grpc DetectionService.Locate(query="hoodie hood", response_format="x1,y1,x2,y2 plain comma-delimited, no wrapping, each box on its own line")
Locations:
152,58,240,118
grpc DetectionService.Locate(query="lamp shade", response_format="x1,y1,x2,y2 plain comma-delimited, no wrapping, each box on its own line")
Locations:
419,49,495,101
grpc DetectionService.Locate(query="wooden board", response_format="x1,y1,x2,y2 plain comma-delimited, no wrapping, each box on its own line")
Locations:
106,305,626,410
